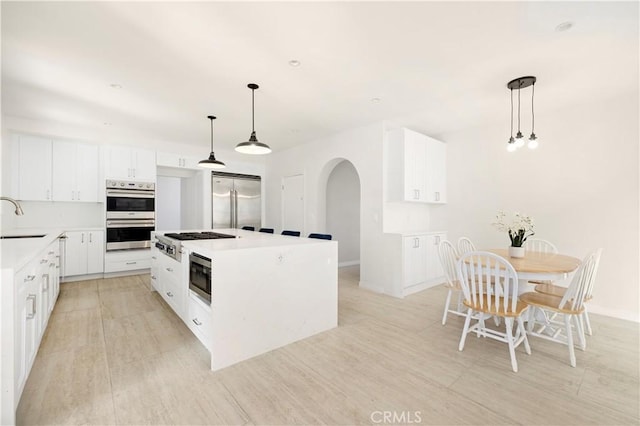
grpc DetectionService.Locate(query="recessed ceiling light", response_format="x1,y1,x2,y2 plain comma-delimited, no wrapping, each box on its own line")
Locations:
103,122,113,126
371,97,381,103
290,129,299,133
288,60,301,67
555,21,574,32
109,83,122,89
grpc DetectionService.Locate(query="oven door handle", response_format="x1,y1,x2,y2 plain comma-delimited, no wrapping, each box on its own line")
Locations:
106,190,155,198
106,220,155,228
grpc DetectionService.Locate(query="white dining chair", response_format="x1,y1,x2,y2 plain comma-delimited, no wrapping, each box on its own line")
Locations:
533,248,602,337
524,238,558,254
457,237,476,255
438,240,465,325
456,251,531,372
520,249,600,367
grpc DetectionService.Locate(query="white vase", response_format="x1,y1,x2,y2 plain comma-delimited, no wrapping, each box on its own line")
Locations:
508,246,525,258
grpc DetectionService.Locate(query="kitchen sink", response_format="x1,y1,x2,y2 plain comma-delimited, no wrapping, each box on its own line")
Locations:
0,234,46,239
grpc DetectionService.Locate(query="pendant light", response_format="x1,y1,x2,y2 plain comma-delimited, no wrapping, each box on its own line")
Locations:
198,115,226,169
235,83,271,155
506,76,538,152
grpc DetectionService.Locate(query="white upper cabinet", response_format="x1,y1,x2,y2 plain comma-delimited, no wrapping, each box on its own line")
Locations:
425,136,446,203
52,141,99,202
105,146,156,181
387,128,447,204
15,135,52,201
157,152,200,170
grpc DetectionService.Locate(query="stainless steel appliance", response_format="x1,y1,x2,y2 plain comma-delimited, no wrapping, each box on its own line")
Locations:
189,252,211,303
106,180,155,219
106,180,155,250
155,231,236,262
212,172,261,230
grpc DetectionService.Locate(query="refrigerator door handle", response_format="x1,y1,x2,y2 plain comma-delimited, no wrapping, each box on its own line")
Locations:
234,189,239,228
230,189,235,228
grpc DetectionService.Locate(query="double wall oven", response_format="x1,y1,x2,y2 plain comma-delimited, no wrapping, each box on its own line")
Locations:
106,180,155,251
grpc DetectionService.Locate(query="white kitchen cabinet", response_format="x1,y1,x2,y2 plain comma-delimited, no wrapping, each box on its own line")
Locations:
401,232,447,295
15,268,40,394
15,135,52,201
150,244,160,292
425,137,447,203
157,253,185,318
52,141,99,202
187,292,211,351
63,231,104,277
156,152,200,170
104,146,156,181
103,248,150,273
387,128,446,204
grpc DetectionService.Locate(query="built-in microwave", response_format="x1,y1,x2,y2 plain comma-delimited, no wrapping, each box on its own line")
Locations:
106,180,155,220
189,253,211,304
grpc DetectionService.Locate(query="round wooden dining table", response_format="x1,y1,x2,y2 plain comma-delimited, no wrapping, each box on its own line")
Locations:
483,249,581,294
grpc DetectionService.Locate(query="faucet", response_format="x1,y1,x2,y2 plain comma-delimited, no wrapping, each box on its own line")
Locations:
0,197,24,215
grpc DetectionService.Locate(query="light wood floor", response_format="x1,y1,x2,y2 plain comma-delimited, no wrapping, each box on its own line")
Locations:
17,266,640,425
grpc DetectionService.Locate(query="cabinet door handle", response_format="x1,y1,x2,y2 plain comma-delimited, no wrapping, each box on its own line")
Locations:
46,189,50,200
151,256,157,260
48,251,55,255
77,190,80,200
435,191,440,201
89,233,92,243
132,168,136,178
27,294,37,319
81,233,84,243
166,267,173,272
42,274,49,291
126,261,137,265
166,291,173,298
192,318,202,326
151,275,156,280
24,275,36,282
40,258,48,264
413,237,420,248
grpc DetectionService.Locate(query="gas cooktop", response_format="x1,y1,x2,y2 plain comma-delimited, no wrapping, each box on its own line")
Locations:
163,231,236,241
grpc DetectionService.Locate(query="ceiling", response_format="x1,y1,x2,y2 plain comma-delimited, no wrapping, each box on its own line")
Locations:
2,2,638,153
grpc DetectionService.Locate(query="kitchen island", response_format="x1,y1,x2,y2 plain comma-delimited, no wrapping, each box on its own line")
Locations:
152,229,338,371
1,230,63,425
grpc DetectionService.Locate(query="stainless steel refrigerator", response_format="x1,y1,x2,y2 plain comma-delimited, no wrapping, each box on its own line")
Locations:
212,172,261,230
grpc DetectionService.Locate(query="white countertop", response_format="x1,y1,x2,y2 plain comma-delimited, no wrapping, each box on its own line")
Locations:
0,229,64,272
175,228,334,255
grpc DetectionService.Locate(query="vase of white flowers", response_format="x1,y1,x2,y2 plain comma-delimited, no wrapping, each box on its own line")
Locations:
492,211,535,258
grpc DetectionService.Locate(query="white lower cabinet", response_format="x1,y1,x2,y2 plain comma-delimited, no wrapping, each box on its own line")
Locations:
63,230,104,277
158,254,185,318
104,248,150,273
187,292,212,351
13,239,61,407
401,231,446,296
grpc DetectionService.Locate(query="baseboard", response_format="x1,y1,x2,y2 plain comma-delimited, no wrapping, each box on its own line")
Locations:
61,269,150,283
61,273,104,283
587,303,640,323
338,260,360,268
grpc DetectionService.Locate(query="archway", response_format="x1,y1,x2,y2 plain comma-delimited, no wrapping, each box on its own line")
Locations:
322,159,361,278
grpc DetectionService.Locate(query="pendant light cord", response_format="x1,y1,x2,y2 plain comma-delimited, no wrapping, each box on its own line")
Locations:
531,82,535,133
510,88,514,137
517,85,521,133
210,118,214,151
251,88,255,133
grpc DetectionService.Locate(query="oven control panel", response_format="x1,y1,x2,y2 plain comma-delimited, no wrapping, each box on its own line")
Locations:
107,180,155,190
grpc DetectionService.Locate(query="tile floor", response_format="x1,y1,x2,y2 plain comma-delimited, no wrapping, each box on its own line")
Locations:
16,266,640,425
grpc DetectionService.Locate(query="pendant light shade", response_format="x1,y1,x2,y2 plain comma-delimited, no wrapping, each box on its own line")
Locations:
506,76,538,152
236,83,271,155
199,115,226,169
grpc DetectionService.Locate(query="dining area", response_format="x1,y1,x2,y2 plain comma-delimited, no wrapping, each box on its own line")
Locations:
439,211,602,373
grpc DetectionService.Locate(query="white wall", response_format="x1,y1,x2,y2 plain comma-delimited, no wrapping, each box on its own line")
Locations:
264,122,394,292
156,176,181,231
326,160,360,265
440,92,639,322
